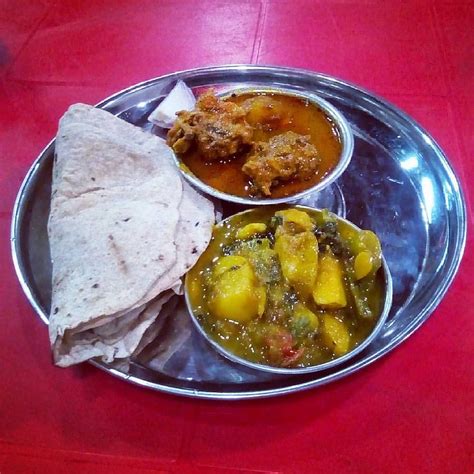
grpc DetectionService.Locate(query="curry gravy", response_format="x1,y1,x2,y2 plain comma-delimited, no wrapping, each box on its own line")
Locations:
179,92,342,199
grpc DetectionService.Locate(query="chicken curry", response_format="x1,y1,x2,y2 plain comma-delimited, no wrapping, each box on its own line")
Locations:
167,90,342,198
186,207,385,368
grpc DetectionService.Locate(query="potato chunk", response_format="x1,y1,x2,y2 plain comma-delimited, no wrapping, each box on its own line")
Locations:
210,256,265,322
313,252,347,308
354,250,373,280
274,231,318,298
343,229,382,278
358,230,382,275
275,208,314,234
321,314,350,356
213,255,247,277
236,223,267,240
242,96,286,128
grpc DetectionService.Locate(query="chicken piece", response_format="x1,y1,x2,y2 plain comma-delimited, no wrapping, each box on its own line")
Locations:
242,131,320,196
167,90,254,161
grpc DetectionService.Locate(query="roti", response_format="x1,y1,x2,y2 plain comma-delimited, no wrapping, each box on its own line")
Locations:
48,104,214,367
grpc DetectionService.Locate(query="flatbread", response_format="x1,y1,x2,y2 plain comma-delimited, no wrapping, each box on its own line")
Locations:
48,104,187,366
48,104,215,367
137,301,193,372
151,180,215,296
132,296,179,357
54,292,174,367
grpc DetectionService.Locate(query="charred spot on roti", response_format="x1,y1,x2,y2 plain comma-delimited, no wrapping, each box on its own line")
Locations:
92,283,99,288
91,177,96,181
192,247,198,254
106,238,129,273
122,217,131,222
53,275,65,287
195,222,200,227
53,307,59,314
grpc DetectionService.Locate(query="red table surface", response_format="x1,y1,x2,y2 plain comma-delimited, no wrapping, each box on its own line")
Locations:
1,1,473,472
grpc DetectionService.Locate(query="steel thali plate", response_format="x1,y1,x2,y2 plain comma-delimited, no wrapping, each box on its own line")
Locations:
11,65,467,399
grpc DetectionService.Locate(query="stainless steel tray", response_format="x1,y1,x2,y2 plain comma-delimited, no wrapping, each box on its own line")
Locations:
11,65,467,399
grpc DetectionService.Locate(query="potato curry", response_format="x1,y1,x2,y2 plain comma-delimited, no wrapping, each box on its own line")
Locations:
186,208,384,368
167,90,342,198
